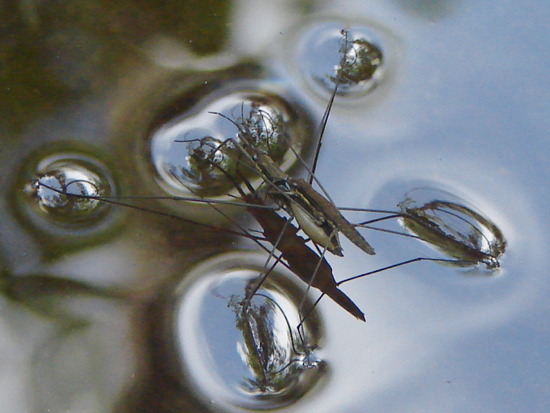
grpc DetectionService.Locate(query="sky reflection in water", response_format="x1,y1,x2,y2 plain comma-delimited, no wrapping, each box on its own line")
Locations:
0,0,549,412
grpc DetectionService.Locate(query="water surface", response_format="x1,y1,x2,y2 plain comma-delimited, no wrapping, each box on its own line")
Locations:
1,1,549,412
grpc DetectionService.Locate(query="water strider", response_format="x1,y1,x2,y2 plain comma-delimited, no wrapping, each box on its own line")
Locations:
196,149,367,321
22,29,509,405
28,30,505,328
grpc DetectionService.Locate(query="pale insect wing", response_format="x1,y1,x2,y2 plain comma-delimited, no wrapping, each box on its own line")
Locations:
291,179,375,255
290,202,343,257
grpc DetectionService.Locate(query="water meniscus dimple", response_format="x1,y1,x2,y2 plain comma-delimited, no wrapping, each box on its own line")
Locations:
295,21,385,98
27,155,114,225
12,146,121,255
149,87,312,200
32,166,102,216
399,193,506,270
172,252,326,410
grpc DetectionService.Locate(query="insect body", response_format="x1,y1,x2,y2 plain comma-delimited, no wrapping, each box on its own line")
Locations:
216,110,376,258
281,177,375,256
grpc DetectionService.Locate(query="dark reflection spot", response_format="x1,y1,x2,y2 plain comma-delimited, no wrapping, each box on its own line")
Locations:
43,28,104,91
0,271,125,326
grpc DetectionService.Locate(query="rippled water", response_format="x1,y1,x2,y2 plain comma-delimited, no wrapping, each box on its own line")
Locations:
1,1,549,412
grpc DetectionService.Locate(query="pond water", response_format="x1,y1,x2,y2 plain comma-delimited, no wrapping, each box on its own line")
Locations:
1,1,549,412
